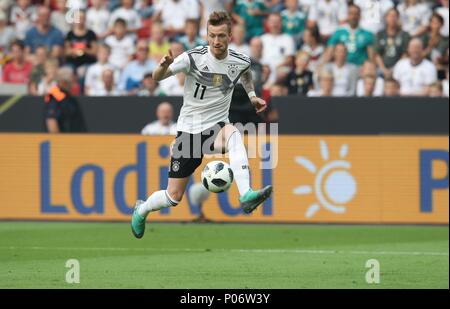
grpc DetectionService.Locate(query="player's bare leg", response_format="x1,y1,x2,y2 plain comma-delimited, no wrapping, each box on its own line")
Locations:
131,177,189,238
215,124,272,214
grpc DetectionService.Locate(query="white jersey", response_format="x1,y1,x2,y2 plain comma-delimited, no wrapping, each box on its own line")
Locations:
168,46,251,134
393,58,437,96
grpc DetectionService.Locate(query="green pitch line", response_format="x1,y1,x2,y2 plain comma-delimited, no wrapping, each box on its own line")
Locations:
0,222,447,288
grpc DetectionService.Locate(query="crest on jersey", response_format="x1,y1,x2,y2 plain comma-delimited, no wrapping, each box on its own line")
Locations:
227,65,239,79
213,74,223,87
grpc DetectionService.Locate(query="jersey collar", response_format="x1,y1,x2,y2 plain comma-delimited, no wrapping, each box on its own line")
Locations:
207,46,230,62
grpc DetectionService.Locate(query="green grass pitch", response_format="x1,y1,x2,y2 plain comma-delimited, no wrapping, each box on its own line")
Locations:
0,222,448,288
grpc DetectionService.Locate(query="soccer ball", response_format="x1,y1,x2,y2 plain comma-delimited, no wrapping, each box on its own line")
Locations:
201,161,234,193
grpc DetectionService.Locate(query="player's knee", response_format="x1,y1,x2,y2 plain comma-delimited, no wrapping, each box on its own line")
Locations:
226,128,241,150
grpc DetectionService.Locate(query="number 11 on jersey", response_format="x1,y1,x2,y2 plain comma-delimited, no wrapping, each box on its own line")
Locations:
194,83,207,100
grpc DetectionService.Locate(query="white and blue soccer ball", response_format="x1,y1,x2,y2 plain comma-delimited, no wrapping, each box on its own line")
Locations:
201,160,234,193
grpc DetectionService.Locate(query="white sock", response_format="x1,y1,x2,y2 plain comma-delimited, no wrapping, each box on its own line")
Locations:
138,190,179,217
227,130,251,197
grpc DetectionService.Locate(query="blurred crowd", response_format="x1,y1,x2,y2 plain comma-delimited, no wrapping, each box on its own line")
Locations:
0,0,448,99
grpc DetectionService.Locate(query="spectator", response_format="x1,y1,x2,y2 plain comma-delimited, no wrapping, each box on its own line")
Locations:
137,72,166,96
435,0,449,37
63,0,88,10
398,0,431,37
300,26,325,73
375,8,411,78
85,44,120,96
29,46,49,95
228,24,250,56
249,36,263,62
141,101,177,135
422,13,449,67
159,41,186,95
86,0,111,40
443,68,449,97
44,67,86,133
65,10,98,76
154,0,200,38
0,10,15,57
198,0,233,38
36,58,59,95
248,36,271,88
24,6,65,57
428,81,444,97
230,37,266,125
357,60,385,97
108,0,122,11
2,40,33,84
393,38,437,96
265,0,285,13
119,39,157,94
177,19,207,51
261,13,296,83
109,0,143,36
308,69,334,97
325,43,358,96
383,77,400,96
51,0,71,35
134,0,156,19
353,0,394,34
324,4,375,67
298,0,314,14
281,0,307,44
0,0,12,12
161,71,185,95
232,0,268,41
9,0,36,40
148,22,171,64
360,74,378,97
104,18,135,69
91,68,123,96
307,0,348,40
285,51,314,95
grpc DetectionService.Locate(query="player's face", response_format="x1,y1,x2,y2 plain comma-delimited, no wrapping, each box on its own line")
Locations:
207,24,231,58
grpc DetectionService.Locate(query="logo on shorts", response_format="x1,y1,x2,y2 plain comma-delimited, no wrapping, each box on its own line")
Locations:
172,160,180,172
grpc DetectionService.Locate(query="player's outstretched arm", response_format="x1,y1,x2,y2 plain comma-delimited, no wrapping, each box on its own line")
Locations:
153,50,174,81
240,69,268,114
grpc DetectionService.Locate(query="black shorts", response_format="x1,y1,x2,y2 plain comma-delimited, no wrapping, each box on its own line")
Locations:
168,122,226,178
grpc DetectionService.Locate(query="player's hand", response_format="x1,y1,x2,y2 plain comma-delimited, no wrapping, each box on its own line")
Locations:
160,49,174,68
250,97,267,114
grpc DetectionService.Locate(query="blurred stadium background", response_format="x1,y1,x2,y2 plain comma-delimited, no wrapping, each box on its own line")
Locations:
0,0,448,288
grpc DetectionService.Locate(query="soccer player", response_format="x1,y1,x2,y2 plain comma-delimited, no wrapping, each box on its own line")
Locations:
131,11,273,238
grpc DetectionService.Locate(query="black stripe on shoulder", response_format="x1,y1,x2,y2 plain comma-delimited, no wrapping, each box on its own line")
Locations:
188,47,207,54
188,50,208,56
229,50,251,63
229,53,251,64
229,49,250,58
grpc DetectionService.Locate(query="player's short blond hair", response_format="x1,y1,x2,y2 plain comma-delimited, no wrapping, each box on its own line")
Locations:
207,11,232,33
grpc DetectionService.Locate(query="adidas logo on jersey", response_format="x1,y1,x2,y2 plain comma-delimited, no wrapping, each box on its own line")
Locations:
202,65,209,72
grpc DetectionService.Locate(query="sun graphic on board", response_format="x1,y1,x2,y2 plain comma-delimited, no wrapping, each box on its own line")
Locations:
293,140,357,218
